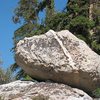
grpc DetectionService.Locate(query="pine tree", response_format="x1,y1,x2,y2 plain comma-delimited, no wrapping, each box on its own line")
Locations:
0,58,14,84
12,0,56,79
45,0,55,24
12,0,100,79
66,0,100,53
90,0,100,54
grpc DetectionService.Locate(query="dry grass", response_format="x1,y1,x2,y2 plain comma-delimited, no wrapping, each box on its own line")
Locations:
32,94,49,100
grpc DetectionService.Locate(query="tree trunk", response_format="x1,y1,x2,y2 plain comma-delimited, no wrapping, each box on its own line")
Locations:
89,0,94,21
89,0,95,35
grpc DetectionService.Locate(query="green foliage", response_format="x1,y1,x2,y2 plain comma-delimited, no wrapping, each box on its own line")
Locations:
0,58,14,84
23,75,33,80
66,0,100,53
0,67,14,84
91,1,100,54
92,88,100,98
45,12,69,31
68,16,95,35
91,41,100,54
69,16,94,29
76,34,87,43
67,0,89,17
14,0,38,23
13,23,38,44
45,0,55,25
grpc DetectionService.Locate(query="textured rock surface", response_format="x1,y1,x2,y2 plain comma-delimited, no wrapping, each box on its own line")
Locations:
0,80,93,100
15,30,100,93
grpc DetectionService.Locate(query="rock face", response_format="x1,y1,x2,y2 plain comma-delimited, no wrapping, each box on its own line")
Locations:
0,80,93,100
15,30,100,93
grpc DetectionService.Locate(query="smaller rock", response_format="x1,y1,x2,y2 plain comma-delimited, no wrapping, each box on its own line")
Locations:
0,80,93,100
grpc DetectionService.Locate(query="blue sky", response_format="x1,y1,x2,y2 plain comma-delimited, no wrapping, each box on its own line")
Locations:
0,0,67,69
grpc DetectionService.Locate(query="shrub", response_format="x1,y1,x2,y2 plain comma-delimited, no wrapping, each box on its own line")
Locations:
92,88,100,98
0,67,14,84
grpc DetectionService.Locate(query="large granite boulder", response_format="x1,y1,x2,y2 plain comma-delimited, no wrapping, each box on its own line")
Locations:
15,30,100,93
0,80,93,100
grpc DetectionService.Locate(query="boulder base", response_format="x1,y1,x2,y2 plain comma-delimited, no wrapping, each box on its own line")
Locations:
0,80,92,100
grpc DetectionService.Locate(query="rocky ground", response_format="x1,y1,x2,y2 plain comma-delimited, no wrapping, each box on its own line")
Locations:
0,80,94,100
